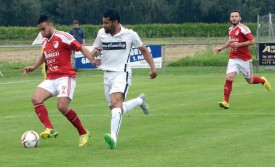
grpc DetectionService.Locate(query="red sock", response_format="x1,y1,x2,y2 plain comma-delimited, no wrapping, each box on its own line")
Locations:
34,104,54,129
252,76,265,84
64,109,86,135
224,80,233,103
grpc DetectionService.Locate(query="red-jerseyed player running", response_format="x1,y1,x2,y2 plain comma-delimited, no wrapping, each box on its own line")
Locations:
215,9,271,109
22,15,93,146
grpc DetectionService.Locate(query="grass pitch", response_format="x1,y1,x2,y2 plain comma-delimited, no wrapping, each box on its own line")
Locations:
0,67,275,167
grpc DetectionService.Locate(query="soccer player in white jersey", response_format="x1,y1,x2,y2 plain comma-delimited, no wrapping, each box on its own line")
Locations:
90,9,157,149
22,15,94,147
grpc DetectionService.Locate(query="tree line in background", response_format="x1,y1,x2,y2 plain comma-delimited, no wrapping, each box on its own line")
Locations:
0,0,275,26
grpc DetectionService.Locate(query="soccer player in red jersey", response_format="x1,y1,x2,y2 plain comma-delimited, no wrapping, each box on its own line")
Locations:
22,15,93,146
215,9,271,109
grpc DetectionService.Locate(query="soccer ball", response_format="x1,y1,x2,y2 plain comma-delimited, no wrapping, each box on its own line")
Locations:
21,130,40,148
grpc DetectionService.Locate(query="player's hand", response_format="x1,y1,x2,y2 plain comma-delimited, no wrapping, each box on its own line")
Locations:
91,59,101,66
232,42,240,48
22,66,34,76
215,48,222,53
149,70,157,79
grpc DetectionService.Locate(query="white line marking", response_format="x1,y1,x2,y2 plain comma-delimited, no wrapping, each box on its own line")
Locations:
2,112,275,120
0,80,40,85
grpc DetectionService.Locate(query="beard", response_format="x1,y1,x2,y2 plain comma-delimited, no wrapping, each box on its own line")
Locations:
104,28,111,33
231,20,240,26
104,26,114,34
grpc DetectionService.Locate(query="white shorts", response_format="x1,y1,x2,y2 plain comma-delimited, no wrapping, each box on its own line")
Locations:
104,71,132,106
38,77,76,99
226,59,253,78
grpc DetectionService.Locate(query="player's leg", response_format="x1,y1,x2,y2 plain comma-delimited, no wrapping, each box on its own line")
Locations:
123,93,149,115
105,92,124,149
241,60,271,91
57,97,90,146
119,72,149,115
219,59,238,109
103,73,117,149
32,80,58,138
56,77,90,146
103,71,129,149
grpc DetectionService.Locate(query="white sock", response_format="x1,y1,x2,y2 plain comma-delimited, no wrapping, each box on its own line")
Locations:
110,108,122,143
122,97,143,115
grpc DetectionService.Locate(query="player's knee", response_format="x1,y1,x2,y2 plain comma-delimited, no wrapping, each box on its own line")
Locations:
226,76,234,81
31,95,42,104
246,79,253,84
110,102,121,109
57,103,68,114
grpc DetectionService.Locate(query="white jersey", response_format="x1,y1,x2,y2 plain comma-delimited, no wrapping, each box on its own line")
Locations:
93,25,143,72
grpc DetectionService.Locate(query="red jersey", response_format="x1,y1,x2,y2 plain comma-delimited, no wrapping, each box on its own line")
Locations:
42,30,81,79
228,23,254,61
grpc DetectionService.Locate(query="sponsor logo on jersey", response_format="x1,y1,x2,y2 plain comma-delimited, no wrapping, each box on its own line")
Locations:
230,38,239,42
48,65,58,71
102,42,126,50
44,50,60,59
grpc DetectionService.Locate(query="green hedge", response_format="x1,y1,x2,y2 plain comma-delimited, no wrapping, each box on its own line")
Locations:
0,23,257,40
167,45,258,67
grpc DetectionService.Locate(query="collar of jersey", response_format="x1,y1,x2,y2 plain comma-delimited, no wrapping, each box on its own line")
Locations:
44,29,56,42
110,24,125,37
231,22,241,30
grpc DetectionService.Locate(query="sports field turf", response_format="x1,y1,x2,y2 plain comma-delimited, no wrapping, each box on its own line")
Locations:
0,67,275,167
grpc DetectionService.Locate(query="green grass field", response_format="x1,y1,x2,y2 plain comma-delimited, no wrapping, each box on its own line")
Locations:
1,67,275,167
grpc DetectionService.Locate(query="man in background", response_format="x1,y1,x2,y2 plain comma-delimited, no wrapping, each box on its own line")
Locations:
69,20,85,70
69,20,85,45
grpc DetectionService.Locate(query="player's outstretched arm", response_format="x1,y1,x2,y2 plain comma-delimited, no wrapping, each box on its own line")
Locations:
139,44,157,79
22,54,45,76
79,46,101,66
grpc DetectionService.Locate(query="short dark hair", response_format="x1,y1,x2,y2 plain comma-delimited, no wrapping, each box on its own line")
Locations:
37,15,51,25
103,9,120,23
73,20,79,24
230,9,241,16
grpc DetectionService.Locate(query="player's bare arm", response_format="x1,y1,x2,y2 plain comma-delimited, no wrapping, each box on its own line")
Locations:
139,44,157,79
232,38,255,48
90,48,102,66
78,46,99,66
22,54,46,76
215,40,231,53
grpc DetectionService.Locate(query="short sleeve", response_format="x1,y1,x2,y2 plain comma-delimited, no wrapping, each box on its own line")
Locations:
70,40,82,51
245,33,254,41
240,25,251,35
131,31,143,48
93,29,104,49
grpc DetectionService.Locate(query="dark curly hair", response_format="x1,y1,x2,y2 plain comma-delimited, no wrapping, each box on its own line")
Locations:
103,10,120,23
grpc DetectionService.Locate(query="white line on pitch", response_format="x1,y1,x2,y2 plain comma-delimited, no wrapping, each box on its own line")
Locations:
2,112,275,120
0,80,41,85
